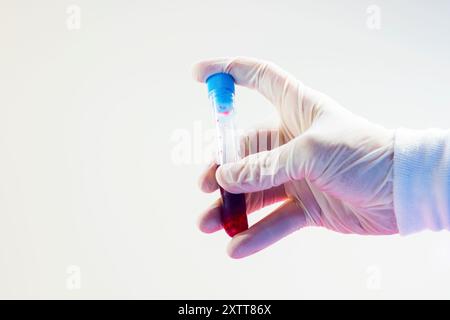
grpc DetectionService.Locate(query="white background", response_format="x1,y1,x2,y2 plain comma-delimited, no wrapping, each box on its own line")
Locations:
0,0,450,299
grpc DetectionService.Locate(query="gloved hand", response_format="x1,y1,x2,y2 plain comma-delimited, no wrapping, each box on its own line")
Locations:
193,57,398,259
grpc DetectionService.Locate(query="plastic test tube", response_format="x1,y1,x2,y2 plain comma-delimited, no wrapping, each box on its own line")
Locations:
206,73,249,237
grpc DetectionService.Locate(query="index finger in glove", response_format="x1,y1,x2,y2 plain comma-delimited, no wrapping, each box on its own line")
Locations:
192,57,301,110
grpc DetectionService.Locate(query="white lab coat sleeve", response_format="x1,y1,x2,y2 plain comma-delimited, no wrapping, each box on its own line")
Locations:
394,128,450,235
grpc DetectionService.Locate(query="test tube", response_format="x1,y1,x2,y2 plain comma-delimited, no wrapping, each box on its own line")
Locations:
206,73,248,237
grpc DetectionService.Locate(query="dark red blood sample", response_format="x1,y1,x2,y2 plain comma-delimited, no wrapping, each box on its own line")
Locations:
219,187,248,237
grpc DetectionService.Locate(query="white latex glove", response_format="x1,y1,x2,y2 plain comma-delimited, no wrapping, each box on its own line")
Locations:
193,57,398,259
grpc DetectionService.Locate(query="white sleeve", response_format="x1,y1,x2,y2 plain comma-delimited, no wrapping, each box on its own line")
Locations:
394,128,450,235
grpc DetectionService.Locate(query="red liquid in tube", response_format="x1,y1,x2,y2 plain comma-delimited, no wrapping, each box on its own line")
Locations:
206,73,249,237
219,187,248,237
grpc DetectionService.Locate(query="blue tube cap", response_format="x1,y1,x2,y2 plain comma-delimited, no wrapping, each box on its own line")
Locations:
206,73,235,113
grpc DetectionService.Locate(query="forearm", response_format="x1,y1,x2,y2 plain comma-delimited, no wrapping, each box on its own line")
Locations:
394,128,450,234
